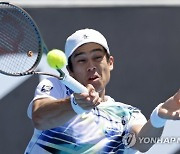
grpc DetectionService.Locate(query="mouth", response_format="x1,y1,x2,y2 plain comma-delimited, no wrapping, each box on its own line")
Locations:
88,75,99,81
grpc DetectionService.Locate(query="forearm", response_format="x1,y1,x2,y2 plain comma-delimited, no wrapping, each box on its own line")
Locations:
31,84,101,130
32,97,77,130
133,120,164,152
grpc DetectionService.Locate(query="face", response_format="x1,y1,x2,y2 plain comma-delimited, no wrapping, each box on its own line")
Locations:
67,42,114,95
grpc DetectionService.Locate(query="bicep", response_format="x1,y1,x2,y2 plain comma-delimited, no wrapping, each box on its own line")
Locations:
32,97,56,112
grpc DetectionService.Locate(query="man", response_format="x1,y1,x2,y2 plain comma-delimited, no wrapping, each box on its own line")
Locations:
25,28,180,154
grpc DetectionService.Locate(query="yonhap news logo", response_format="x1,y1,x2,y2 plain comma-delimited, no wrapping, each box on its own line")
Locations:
138,136,180,144
122,132,136,148
122,133,180,148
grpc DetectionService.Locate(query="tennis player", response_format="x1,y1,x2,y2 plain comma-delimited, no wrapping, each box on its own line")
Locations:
25,28,180,154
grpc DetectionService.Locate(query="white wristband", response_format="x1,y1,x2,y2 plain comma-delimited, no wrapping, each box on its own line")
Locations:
150,103,167,128
70,94,88,115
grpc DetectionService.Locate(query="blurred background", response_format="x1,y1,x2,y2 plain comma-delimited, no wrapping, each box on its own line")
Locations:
0,0,180,153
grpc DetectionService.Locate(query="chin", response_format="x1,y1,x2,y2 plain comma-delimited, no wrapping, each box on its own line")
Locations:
94,85,104,93
86,81,104,93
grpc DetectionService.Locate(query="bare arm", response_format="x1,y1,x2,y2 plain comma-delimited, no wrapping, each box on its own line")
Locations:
132,89,180,152
32,97,76,130
32,84,101,130
132,121,164,152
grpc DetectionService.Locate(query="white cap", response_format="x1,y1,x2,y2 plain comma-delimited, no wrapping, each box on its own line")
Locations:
65,28,110,58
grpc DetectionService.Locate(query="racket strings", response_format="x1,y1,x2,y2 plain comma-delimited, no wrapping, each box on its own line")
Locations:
0,3,41,75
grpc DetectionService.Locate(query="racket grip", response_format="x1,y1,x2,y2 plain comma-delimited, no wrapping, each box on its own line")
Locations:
61,74,88,93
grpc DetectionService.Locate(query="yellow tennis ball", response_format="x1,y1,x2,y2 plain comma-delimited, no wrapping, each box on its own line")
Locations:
47,49,67,69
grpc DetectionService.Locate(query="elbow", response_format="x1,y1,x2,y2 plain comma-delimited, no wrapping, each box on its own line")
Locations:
133,141,152,153
32,111,58,130
32,112,46,130
135,144,152,153
138,148,149,153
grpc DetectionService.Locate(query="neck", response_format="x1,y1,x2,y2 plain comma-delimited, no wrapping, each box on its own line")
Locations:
98,89,107,102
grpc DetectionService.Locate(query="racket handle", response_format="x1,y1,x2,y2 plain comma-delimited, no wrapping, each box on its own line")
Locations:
61,74,88,93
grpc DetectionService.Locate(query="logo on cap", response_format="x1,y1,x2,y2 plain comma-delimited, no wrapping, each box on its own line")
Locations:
83,34,89,39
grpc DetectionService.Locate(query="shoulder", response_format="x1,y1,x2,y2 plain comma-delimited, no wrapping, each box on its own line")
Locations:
115,101,146,120
104,95,147,122
117,102,142,114
37,77,62,93
114,101,147,130
35,77,73,99
103,96,141,113
39,77,61,87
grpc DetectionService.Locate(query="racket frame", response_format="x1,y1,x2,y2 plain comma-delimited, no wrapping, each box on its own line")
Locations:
0,2,88,93
0,1,46,76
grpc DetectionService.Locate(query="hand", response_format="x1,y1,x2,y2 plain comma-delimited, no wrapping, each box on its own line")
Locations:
73,84,102,110
158,89,180,120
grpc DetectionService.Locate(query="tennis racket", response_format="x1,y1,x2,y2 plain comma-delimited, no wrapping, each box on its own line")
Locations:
0,2,87,93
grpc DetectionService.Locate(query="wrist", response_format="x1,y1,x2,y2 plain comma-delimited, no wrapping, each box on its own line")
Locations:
150,103,167,128
70,94,89,115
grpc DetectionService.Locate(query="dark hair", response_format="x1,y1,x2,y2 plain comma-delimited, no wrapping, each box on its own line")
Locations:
67,48,110,72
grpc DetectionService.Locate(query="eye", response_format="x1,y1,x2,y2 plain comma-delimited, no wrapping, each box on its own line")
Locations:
77,59,86,63
94,56,103,61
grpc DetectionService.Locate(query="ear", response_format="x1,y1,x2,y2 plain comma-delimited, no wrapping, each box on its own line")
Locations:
108,56,114,71
66,65,75,77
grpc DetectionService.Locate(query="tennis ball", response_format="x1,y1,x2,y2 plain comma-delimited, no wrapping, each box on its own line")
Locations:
47,49,67,69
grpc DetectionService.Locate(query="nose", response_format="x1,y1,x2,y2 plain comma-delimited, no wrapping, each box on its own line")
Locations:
87,61,96,72
87,67,96,72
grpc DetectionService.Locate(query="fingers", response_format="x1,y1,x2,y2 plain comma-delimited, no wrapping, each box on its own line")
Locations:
159,107,180,120
154,89,180,121
171,111,180,120
166,111,180,120
174,89,180,103
73,84,101,110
